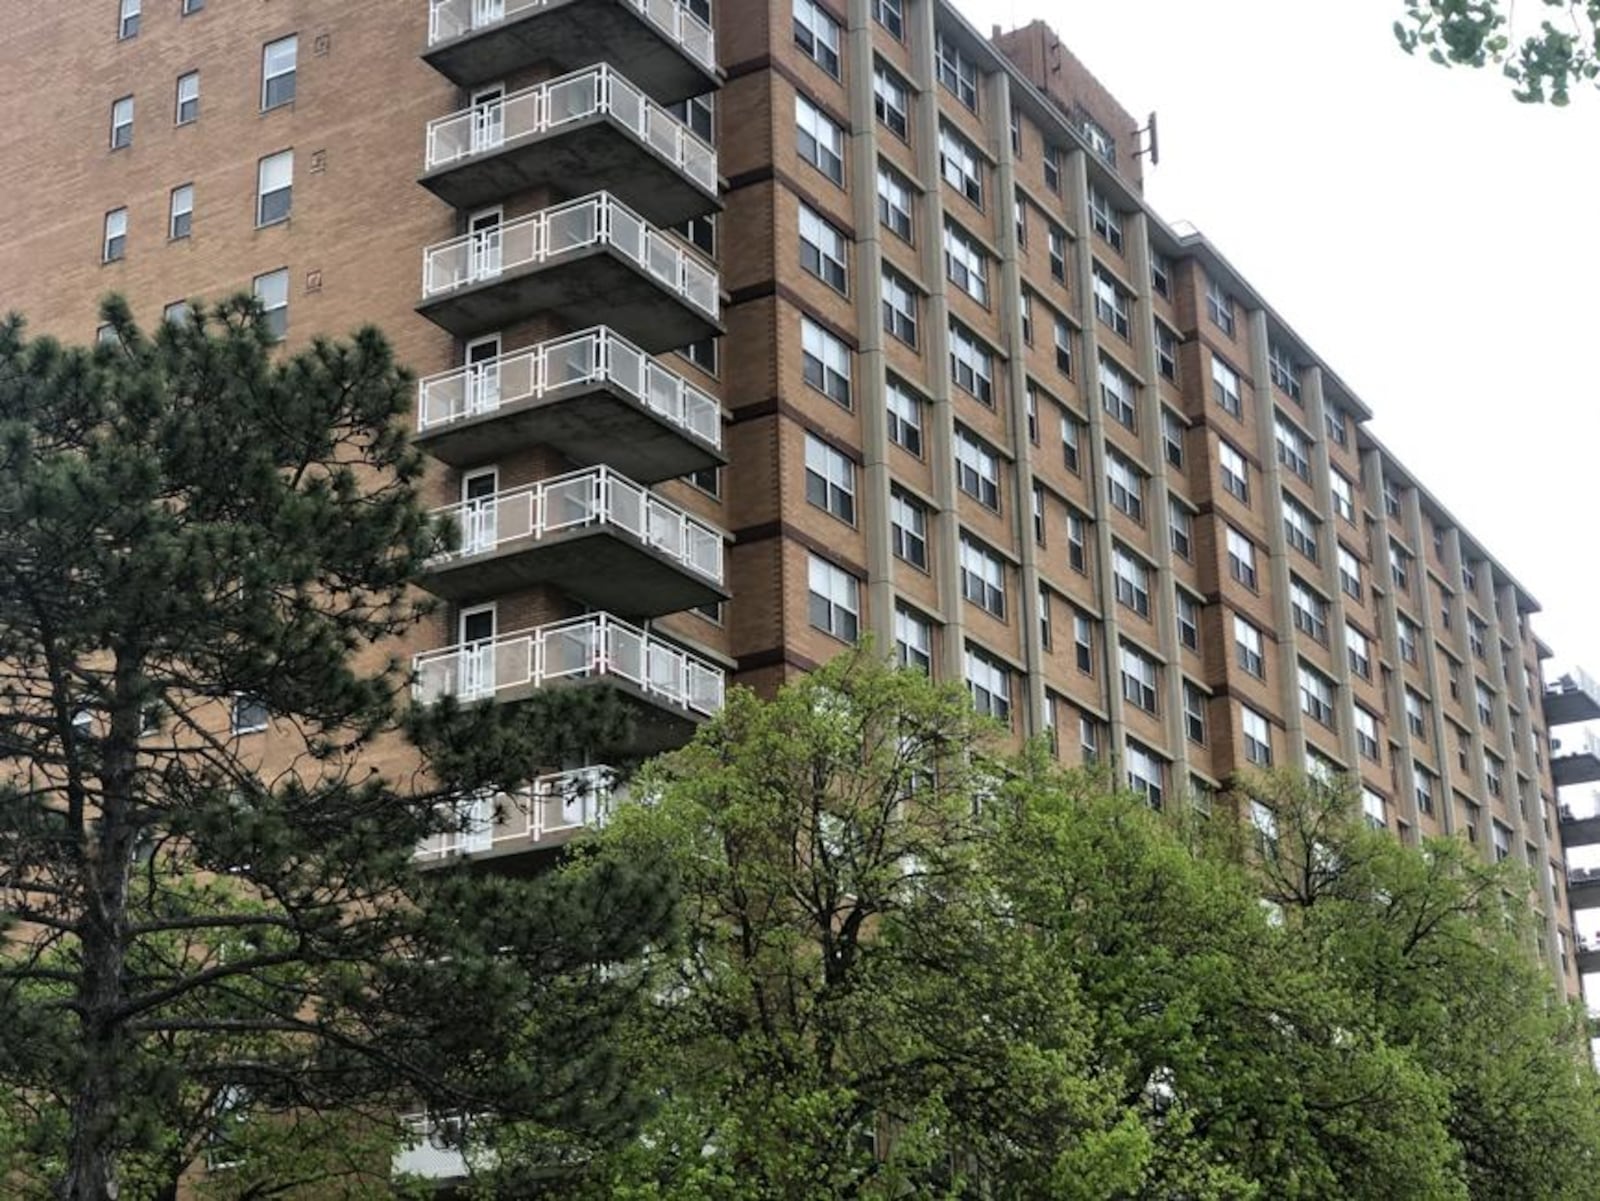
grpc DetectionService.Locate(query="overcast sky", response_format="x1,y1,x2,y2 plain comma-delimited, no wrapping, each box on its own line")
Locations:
962,0,1600,754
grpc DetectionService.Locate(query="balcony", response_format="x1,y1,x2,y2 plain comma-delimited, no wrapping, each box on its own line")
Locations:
421,466,726,618
393,1113,491,1182
1547,669,1600,726
1568,864,1600,909
416,766,620,863
1553,729,1600,788
415,327,722,484
413,612,723,753
424,0,717,105
1559,802,1600,850
418,193,720,350
421,65,719,226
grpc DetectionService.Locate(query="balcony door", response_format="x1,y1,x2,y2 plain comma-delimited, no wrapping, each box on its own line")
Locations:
467,206,502,282
461,467,498,555
464,333,501,415
458,602,496,699
470,84,504,155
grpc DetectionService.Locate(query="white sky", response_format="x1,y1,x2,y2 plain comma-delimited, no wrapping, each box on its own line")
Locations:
962,0,1600,765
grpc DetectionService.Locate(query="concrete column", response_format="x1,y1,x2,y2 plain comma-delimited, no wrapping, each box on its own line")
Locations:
1440,523,1491,862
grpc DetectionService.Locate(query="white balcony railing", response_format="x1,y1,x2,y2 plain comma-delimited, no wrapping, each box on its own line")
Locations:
421,193,719,319
415,766,618,861
426,64,716,193
1556,728,1600,762
427,0,716,75
416,326,721,449
394,1113,493,1180
430,465,724,584
414,612,724,714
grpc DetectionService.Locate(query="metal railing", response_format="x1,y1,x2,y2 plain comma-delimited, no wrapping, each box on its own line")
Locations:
414,612,724,714
414,766,618,861
421,192,718,319
426,64,716,193
1554,668,1600,707
1555,728,1600,762
416,326,721,449
394,1113,491,1180
427,0,716,74
429,465,723,583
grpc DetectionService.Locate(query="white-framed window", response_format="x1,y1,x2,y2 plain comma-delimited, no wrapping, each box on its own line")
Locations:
1073,612,1095,673
954,427,1000,509
1031,483,1046,545
252,267,289,341
804,433,855,523
1067,510,1088,573
118,0,141,40
959,535,1006,618
176,71,200,125
890,489,928,569
1060,407,1082,474
1389,540,1411,594
1219,441,1249,502
1205,273,1234,336
1226,526,1256,590
1355,707,1381,762
1211,356,1242,417
1383,475,1402,518
1362,787,1387,830
1091,267,1129,339
1468,614,1488,659
1234,615,1264,678
1176,591,1199,651
895,605,932,672
1079,714,1101,764
1242,706,1273,766
877,162,913,240
1475,679,1494,726
169,184,194,240
1161,408,1185,468
163,300,192,326
1414,766,1435,814
1251,799,1279,855
1106,451,1144,523
938,125,983,206
1047,223,1067,281
1009,105,1022,155
1290,577,1327,642
1299,664,1335,727
1087,184,1123,252
231,695,268,735
1038,583,1053,648
1406,689,1428,739
881,267,917,346
872,0,903,39
1325,403,1348,446
1268,341,1301,402
1283,496,1319,563
965,645,1011,721
1275,416,1311,481
1169,499,1193,560
1125,740,1165,809
799,203,848,292
794,0,842,77
1331,471,1356,523
1120,642,1159,713
943,222,989,305
1490,817,1511,863
182,0,203,15
885,377,923,455
808,554,859,641
110,95,134,149
796,94,844,184
1112,544,1150,618
1052,315,1073,376
103,207,129,263
1155,322,1179,382
1150,251,1171,298
1338,545,1362,600
1014,190,1028,248
1346,624,1372,678
1024,384,1040,443
935,31,979,110
262,35,298,111
1043,144,1061,192
1397,616,1420,664
1080,112,1116,164
801,316,851,406
948,321,994,405
1099,356,1135,428
872,61,909,137
256,149,293,226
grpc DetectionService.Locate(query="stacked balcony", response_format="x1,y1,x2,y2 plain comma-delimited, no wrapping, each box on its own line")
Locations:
1546,669,1600,727
415,766,621,862
1553,728,1600,789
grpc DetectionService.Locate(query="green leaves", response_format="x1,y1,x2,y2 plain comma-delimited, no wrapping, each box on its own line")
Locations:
1395,0,1600,102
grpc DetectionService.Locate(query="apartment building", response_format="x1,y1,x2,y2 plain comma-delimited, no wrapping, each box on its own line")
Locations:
3,0,1596,1102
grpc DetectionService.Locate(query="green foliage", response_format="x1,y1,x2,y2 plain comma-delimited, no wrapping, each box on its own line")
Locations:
1395,0,1600,103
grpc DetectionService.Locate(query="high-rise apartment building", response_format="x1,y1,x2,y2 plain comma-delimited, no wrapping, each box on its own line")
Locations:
6,0,1598,1134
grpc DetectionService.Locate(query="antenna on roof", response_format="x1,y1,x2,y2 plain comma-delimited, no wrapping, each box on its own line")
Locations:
1134,111,1160,166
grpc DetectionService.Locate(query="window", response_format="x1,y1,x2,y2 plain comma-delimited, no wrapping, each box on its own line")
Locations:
798,204,848,292
103,208,128,263
1268,342,1301,402
873,62,908,136
1091,268,1129,339
1205,274,1234,336
1447,658,1463,702
895,606,931,672
1406,690,1428,739
1383,476,1402,519
1211,357,1242,418
1331,472,1356,523
1485,755,1504,802
1043,144,1061,192
1325,404,1348,446
935,32,979,110
1047,224,1067,281
881,268,917,345
163,300,192,326
1290,578,1328,643
1087,185,1123,252
1125,741,1165,809
252,268,288,341
1079,714,1101,764
1363,788,1387,830
943,223,989,305
1032,483,1045,545
119,0,140,39
1234,616,1265,678
885,378,923,455
948,322,994,405
1073,613,1094,673
183,0,203,14
168,184,193,240
1475,679,1494,726
1009,107,1022,155
1038,585,1053,649
1020,293,1034,345
1338,545,1362,600
1161,408,1184,468
1014,192,1028,247
1299,664,1335,727
1176,592,1200,651
796,95,844,184
1150,251,1171,298
1079,112,1116,164
1067,511,1088,574
1052,315,1073,376
872,0,903,39
1438,588,1453,629
1282,496,1319,563
1468,615,1487,659
1462,561,1478,593
954,427,1000,509
1106,452,1144,522
682,335,718,374
1169,499,1192,560
876,163,913,240
965,646,1011,721
175,71,200,125
938,126,982,205
1398,617,1419,664
1120,643,1159,713
1112,545,1150,617
1389,541,1410,594
1218,441,1249,502
1059,408,1083,474
1355,707,1381,762
256,150,293,226
801,317,851,406
794,0,841,77
1275,416,1311,481
804,433,855,523
1242,707,1273,766
959,535,1006,618
1415,766,1436,815
1346,624,1371,679
687,466,720,498
1251,799,1279,856
231,695,268,735
1099,357,1136,429
110,96,133,149
890,490,928,568
808,555,859,641
1155,322,1179,382
1226,527,1256,590
262,35,298,111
